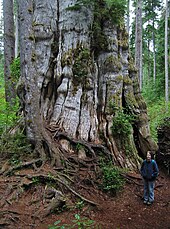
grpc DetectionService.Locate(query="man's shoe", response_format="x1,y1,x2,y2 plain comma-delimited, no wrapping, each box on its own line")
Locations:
147,201,152,205
143,200,147,204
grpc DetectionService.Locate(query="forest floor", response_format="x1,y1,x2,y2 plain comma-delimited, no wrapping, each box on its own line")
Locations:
0,162,170,229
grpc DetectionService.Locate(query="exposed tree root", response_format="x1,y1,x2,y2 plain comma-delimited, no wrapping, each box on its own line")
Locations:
1,159,42,176
121,173,143,186
55,171,74,183
53,131,112,160
25,174,99,206
0,209,30,216
0,221,10,227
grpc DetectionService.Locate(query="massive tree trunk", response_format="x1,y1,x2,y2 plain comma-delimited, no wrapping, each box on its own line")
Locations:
17,0,157,170
3,0,15,103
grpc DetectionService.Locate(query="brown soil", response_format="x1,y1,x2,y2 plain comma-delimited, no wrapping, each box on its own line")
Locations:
0,163,169,229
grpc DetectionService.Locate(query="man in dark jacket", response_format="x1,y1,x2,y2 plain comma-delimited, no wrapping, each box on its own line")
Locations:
140,151,159,205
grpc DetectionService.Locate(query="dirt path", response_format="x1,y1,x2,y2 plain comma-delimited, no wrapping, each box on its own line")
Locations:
94,172,170,229
0,166,169,229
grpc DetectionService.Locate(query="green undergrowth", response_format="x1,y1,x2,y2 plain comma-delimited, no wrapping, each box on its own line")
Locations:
100,161,125,195
48,213,101,229
0,60,20,134
0,63,32,163
0,131,32,164
0,97,19,134
146,98,170,141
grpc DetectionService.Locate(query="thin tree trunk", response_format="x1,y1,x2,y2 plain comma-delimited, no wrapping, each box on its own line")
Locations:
152,8,156,84
0,17,4,52
135,0,143,90
14,0,19,57
15,14,19,57
147,39,150,83
152,31,156,84
165,0,169,110
126,0,130,38
3,0,15,103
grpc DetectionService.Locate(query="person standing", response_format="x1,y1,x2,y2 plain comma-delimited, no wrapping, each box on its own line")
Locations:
140,151,159,205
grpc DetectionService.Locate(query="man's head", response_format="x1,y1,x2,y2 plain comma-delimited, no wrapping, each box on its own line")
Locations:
146,151,152,162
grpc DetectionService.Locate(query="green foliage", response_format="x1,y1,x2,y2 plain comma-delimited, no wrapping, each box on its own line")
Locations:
0,59,20,132
91,20,108,53
0,131,32,161
73,47,91,82
101,162,125,194
142,76,165,104
136,1,168,107
108,101,119,113
0,99,19,134
0,69,19,134
61,46,91,85
104,0,126,24
75,143,84,151
146,99,170,141
142,12,170,142
0,60,19,134
10,57,20,82
0,68,5,126
66,4,81,11
48,214,97,229
32,177,40,185
66,0,126,39
0,64,31,160
75,200,84,210
77,0,126,22
159,117,170,128
71,214,95,228
111,110,134,138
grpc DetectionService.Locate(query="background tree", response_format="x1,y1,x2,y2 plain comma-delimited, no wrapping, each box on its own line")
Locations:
130,0,168,105
135,0,143,90
0,16,3,58
136,1,170,141
143,0,162,84
14,0,19,57
165,0,169,109
126,0,130,37
3,0,15,104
